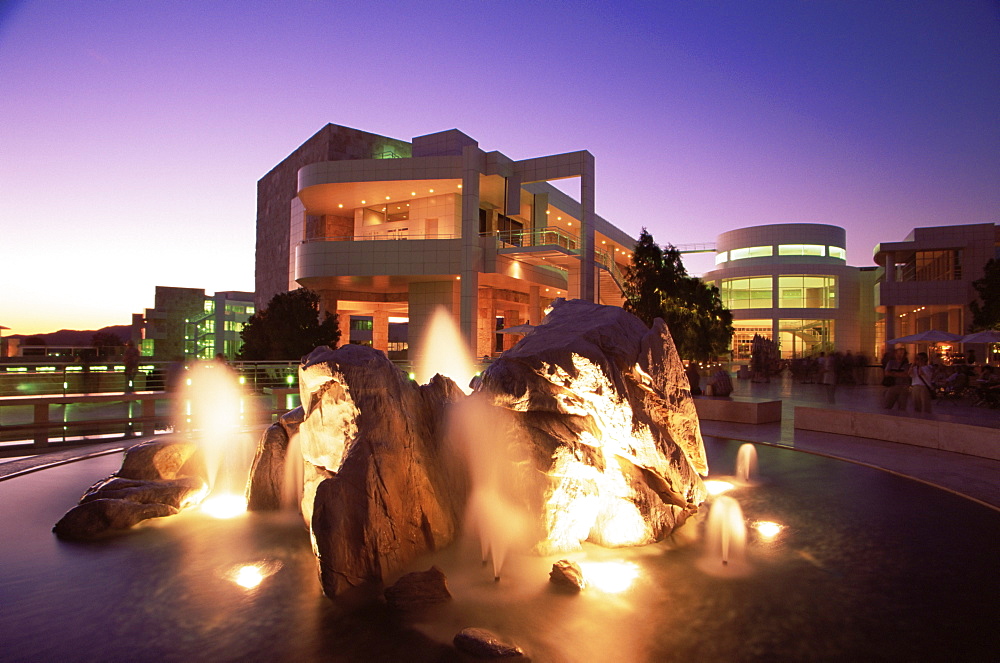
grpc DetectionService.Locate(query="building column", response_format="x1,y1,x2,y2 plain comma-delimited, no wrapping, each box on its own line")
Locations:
884,306,895,348
337,313,350,347
528,286,541,324
503,309,520,352
460,145,483,350
372,310,389,353
580,152,596,302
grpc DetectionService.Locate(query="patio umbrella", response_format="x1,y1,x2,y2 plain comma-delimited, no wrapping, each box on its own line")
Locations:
887,330,963,344
497,323,536,335
961,330,1000,343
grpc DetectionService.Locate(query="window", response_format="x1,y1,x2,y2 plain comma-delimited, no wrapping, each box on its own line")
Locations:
731,320,773,361
351,319,374,331
721,277,772,309
729,246,773,261
778,319,833,358
715,251,728,265
778,244,825,257
828,246,846,260
778,275,837,308
912,250,962,281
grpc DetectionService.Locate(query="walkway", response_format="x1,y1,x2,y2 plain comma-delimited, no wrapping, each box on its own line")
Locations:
701,375,1000,509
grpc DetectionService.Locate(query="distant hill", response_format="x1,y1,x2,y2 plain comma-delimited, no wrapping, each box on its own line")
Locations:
11,325,131,346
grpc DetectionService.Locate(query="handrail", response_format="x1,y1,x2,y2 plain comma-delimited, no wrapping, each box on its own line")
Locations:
301,233,460,243
491,226,580,251
0,389,288,451
1,360,301,398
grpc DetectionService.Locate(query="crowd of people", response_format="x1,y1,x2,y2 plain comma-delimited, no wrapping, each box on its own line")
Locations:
880,347,1000,413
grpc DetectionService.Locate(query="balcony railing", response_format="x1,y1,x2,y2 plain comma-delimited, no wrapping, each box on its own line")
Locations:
491,226,580,251
302,232,460,243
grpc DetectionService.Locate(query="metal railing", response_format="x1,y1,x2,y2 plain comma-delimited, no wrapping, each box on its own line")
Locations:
301,232,460,243
0,360,301,398
492,226,580,251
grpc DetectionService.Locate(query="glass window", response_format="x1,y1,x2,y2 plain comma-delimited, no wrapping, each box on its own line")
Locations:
828,246,846,260
778,244,825,256
778,275,837,308
721,277,773,309
715,251,728,265
778,319,834,359
731,320,773,361
729,245,773,261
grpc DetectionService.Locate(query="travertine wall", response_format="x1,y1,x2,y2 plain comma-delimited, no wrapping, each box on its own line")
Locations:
255,125,411,309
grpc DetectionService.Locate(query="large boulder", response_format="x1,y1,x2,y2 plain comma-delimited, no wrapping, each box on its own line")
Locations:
118,439,204,481
299,345,467,597
54,439,210,540
81,476,205,509
245,405,304,511
53,499,177,540
478,299,707,553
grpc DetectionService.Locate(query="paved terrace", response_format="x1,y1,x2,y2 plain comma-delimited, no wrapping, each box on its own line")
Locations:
700,375,1000,509
2,374,998,509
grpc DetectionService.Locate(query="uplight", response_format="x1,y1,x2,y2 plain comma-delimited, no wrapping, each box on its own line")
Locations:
754,521,783,539
233,565,265,589
577,561,640,593
201,494,246,519
704,480,735,496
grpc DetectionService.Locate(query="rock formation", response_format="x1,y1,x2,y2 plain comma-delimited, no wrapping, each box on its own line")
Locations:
477,299,707,553
292,345,467,597
453,628,524,658
53,440,208,540
245,299,707,596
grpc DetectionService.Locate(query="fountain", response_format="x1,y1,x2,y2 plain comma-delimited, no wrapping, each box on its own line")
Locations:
23,300,1000,660
699,495,749,575
735,442,758,484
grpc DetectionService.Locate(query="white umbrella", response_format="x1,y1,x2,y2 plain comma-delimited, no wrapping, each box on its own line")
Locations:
887,330,963,344
497,324,536,335
961,330,1000,343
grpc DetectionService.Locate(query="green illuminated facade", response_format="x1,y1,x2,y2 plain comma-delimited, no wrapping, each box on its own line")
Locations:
134,287,254,360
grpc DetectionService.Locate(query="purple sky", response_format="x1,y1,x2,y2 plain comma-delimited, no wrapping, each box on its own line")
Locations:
1,0,997,335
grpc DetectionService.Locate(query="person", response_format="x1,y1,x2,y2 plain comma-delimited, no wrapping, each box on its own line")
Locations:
123,340,141,392
881,346,910,410
706,367,733,397
967,348,977,366
820,351,837,403
909,352,934,414
685,363,702,396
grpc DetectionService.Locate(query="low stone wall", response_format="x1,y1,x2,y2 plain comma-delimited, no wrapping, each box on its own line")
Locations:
793,406,1000,461
694,397,782,424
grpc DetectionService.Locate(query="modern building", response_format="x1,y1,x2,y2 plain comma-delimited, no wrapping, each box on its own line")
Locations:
873,223,1000,359
134,287,255,360
701,223,876,360
256,124,634,362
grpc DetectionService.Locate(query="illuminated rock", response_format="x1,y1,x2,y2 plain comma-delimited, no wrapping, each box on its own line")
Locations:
118,439,204,481
453,627,524,658
297,345,466,597
80,476,205,509
53,499,177,540
246,407,303,511
549,559,585,591
384,566,452,609
479,299,707,554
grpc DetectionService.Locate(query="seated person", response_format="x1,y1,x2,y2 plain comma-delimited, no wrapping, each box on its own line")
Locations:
705,368,733,397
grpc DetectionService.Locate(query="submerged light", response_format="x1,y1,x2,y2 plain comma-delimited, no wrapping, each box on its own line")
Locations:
753,521,783,539
201,494,246,519
577,561,640,593
704,480,735,496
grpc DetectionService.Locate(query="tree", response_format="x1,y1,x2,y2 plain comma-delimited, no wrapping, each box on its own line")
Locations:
969,258,1000,331
91,331,124,358
238,288,341,360
623,228,733,361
